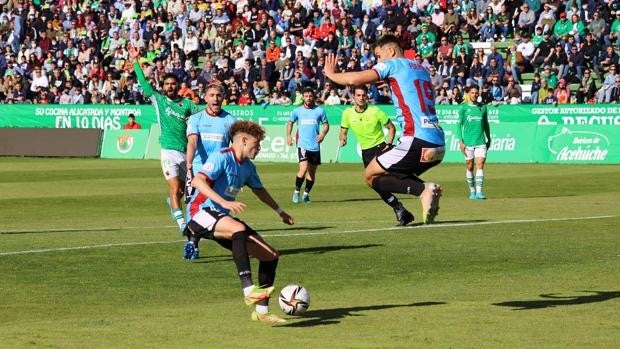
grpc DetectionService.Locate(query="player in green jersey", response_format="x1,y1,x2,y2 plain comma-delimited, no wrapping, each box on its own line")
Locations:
128,44,199,232
456,86,491,200
339,86,414,226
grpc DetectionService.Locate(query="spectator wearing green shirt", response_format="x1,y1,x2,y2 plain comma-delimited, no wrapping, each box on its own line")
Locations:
456,86,491,200
339,85,414,226
605,12,620,49
567,13,586,41
553,13,572,39
418,36,435,61
415,24,436,46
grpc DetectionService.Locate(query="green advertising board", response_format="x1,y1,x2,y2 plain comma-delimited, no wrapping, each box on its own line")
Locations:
100,129,150,159
3,104,620,163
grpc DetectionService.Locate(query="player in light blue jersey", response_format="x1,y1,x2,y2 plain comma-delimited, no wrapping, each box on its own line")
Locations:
183,84,237,260
184,120,294,323
324,34,445,224
286,87,329,204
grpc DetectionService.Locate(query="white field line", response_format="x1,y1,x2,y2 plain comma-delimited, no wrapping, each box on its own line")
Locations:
0,215,617,256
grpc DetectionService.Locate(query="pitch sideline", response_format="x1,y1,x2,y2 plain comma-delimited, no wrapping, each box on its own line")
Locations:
0,215,617,256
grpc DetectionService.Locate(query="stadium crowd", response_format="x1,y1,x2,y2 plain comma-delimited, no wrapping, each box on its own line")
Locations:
1,0,620,106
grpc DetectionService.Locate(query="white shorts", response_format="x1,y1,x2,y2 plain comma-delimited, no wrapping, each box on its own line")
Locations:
464,144,487,161
160,149,186,180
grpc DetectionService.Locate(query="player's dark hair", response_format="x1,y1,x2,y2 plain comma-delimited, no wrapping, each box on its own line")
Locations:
352,85,368,94
302,86,315,95
230,120,266,141
161,73,179,83
373,34,401,51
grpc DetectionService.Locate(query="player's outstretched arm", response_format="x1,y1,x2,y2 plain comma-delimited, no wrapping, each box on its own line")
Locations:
251,187,294,225
323,53,379,86
128,44,155,97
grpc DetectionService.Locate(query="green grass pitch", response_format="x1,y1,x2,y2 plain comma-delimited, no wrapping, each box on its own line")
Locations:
1,158,619,348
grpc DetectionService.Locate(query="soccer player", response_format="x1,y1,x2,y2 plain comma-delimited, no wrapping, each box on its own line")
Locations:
184,120,294,323
456,86,491,200
183,84,237,260
324,34,445,224
340,85,414,226
286,87,329,204
128,44,198,233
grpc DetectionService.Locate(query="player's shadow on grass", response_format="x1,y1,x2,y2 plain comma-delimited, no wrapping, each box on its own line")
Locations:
279,243,383,256
280,302,446,327
493,290,620,310
262,225,335,232
192,244,382,264
310,197,385,203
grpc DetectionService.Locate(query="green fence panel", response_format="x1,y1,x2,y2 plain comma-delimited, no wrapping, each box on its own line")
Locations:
100,129,149,159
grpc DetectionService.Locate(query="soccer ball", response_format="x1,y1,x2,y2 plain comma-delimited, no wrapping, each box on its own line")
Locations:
278,284,310,315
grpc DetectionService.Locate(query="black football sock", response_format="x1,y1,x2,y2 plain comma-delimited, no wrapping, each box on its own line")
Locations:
304,179,315,194
295,176,304,191
372,174,425,196
231,231,253,289
257,258,279,306
375,190,400,208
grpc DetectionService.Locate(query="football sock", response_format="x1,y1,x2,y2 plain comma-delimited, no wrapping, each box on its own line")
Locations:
475,169,484,193
255,304,269,314
372,174,425,196
304,179,314,193
171,208,186,230
375,190,399,208
257,259,277,307
295,176,304,191
466,170,475,193
258,258,278,289
232,231,253,289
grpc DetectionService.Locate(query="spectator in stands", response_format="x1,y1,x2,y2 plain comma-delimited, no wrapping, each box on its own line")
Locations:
416,23,437,46
568,14,586,43
609,76,620,103
479,6,496,42
588,12,607,45
505,45,524,84
548,43,569,79
607,12,620,49
515,3,536,36
597,65,618,103
464,8,481,41
437,36,454,63
553,13,572,39
435,87,450,104
467,56,485,88
575,69,597,104
506,78,523,104
531,32,555,71
541,65,559,89
442,6,460,40
489,75,506,103
582,32,601,77
566,44,585,83
483,57,504,85
516,34,535,71
537,3,556,34
543,87,558,104
599,45,619,76
554,78,571,104
530,72,542,104
486,44,504,69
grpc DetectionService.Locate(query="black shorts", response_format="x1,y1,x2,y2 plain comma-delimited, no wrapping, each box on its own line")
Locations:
376,136,445,177
361,142,390,168
187,207,257,250
297,147,321,165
